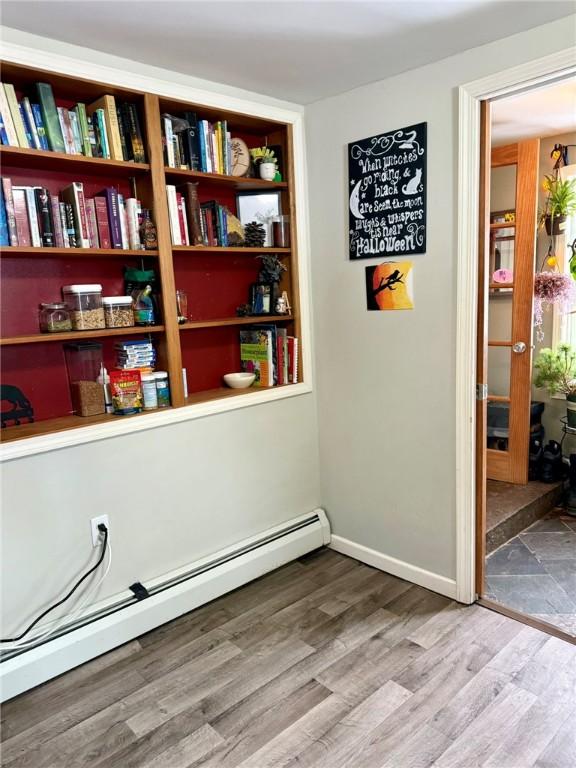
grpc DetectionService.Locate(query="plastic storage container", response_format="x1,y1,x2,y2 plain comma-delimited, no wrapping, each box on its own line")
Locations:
62,284,105,331
64,342,105,417
141,373,158,409
39,302,72,333
102,296,135,328
271,215,290,248
154,371,170,407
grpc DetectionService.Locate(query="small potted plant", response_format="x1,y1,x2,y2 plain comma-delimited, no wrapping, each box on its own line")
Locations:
534,343,576,426
539,175,576,235
250,146,277,181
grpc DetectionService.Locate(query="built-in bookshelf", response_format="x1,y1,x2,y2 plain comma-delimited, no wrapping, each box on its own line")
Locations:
0,62,302,444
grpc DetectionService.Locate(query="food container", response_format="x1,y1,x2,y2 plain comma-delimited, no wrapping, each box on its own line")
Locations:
141,373,158,409
154,371,170,407
271,215,290,248
39,302,72,333
62,284,105,331
64,342,105,417
102,296,135,328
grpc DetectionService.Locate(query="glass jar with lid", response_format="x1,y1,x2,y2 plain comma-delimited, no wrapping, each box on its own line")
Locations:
62,284,105,331
39,302,72,333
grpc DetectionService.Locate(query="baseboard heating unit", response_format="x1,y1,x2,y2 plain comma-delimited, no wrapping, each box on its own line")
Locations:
1,509,330,701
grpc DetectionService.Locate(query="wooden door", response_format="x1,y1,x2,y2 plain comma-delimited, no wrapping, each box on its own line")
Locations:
486,139,540,484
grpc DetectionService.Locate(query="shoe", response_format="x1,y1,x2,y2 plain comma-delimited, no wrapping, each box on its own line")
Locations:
528,437,543,481
541,440,563,483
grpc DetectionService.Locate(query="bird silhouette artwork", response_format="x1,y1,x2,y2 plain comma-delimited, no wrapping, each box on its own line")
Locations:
365,262,414,310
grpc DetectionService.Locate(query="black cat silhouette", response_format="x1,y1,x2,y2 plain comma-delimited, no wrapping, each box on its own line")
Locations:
1,384,34,428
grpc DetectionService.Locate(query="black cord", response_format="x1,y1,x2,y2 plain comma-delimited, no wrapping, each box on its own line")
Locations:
0,525,109,643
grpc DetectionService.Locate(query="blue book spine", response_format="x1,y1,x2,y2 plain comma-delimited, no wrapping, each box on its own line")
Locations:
198,120,207,173
0,110,9,145
31,103,50,150
19,104,34,147
0,184,9,245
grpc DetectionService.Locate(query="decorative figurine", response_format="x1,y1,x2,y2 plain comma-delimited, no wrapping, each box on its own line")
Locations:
275,290,291,315
1,384,34,428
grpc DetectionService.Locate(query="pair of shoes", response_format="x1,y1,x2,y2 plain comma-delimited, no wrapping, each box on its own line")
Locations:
529,437,543,480
540,440,564,483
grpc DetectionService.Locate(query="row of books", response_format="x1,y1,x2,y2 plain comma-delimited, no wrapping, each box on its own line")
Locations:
162,112,232,174
0,178,151,250
0,81,145,163
240,326,299,387
166,183,230,247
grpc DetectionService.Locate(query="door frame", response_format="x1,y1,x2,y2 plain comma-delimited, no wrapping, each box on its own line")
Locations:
455,48,575,604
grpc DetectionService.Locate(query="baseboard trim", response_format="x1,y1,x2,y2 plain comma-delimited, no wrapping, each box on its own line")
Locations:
1,509,330,702
330,535,457,600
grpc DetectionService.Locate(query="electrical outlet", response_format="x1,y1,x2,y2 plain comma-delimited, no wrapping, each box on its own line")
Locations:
90,515,110,548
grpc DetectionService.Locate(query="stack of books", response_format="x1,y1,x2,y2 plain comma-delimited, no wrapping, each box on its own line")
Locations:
162,112,232,174
115,340,157,370
166,184,229,247
0,81,145,162
239,325,298,387
0,178,152,249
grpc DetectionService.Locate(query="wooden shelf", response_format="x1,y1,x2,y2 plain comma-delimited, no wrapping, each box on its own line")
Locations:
179,315,293,331
185,384,296,406
1,325,165,346
1,247,158,258
171,246,290,255
490,221,516,230
0,145,150,175
163,167,288,189
1,407,167,443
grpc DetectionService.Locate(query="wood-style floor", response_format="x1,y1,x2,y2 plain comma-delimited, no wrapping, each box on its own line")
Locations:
1,549,575,768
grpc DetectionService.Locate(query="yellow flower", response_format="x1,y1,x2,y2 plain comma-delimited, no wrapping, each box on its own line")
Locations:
547,256,558,267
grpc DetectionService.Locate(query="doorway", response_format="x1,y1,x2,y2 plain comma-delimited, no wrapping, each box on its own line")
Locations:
476,79,576,641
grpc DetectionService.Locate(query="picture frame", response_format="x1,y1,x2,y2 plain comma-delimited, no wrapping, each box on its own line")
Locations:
250,282,275,315
236,191,282,247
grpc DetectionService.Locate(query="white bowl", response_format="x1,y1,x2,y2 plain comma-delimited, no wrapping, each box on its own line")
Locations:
223,372,256,389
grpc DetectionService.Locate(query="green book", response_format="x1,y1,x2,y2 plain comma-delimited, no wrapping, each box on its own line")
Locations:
35,82,65,153
75,103,92,156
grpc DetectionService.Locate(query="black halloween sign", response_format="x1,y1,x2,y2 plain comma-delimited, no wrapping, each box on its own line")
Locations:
348,122,427,260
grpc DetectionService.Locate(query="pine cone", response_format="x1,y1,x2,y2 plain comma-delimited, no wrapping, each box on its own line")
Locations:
244,221,266,248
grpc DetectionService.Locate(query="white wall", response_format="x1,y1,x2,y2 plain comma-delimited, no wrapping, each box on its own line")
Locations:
0,30,320,634
306,16,576,581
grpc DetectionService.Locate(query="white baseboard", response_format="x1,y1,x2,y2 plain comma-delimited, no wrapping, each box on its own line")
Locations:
1,509,330,702
330,535,457,600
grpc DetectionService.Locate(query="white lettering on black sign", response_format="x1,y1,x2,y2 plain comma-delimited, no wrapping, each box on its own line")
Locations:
348,123,427,259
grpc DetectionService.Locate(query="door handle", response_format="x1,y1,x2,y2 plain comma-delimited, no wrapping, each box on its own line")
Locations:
512,341,527,354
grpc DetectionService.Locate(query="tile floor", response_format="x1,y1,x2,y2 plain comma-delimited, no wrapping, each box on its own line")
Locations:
485,510,576,636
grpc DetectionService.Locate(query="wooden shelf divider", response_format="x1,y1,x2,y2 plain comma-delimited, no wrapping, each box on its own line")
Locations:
163,167,288,189
171,246,290,255
179,315,293,331
0,145,150,174
1,247,158,258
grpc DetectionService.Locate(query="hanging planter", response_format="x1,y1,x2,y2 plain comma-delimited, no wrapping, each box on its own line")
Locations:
533,271,576,341
544,214,567,236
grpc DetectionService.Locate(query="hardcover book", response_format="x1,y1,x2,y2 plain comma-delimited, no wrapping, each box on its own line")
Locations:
4,83,28,148
11,188,31,246
239,327,274,387
1,178,18,245
36,82,66,153
87,95,123,161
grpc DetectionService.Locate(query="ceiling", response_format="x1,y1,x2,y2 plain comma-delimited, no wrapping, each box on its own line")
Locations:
1,1,574,104
492,78,576,144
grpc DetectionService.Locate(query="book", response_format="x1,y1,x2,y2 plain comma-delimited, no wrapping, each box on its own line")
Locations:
57,107,74,154
287,336,299,383
0,110,10,145
94,196,112,248
99,188,122,248
116,105,129,161
21,98,40,149
51,195,64,247
239,327,274,387
12,188,31,246
16,187,42,247
69,111,83,155
177,182,203,245
127,103,145,163
166,185,181,245
4,83,29,148
2,178,18,245
87,95,123,161
117,194,129,249
93,108,109,159
34,187,54,247
175,192,188,245
0,85,17,146
75,103,92,156
36,82,66,153
31,103,50,150
163,116,175,167
183,111,200,171
125,197,141,250
61,182,90,248
62,202,76,247
85,199,99,248
0,183,9,245
276,327,288,385
19,103,34,148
